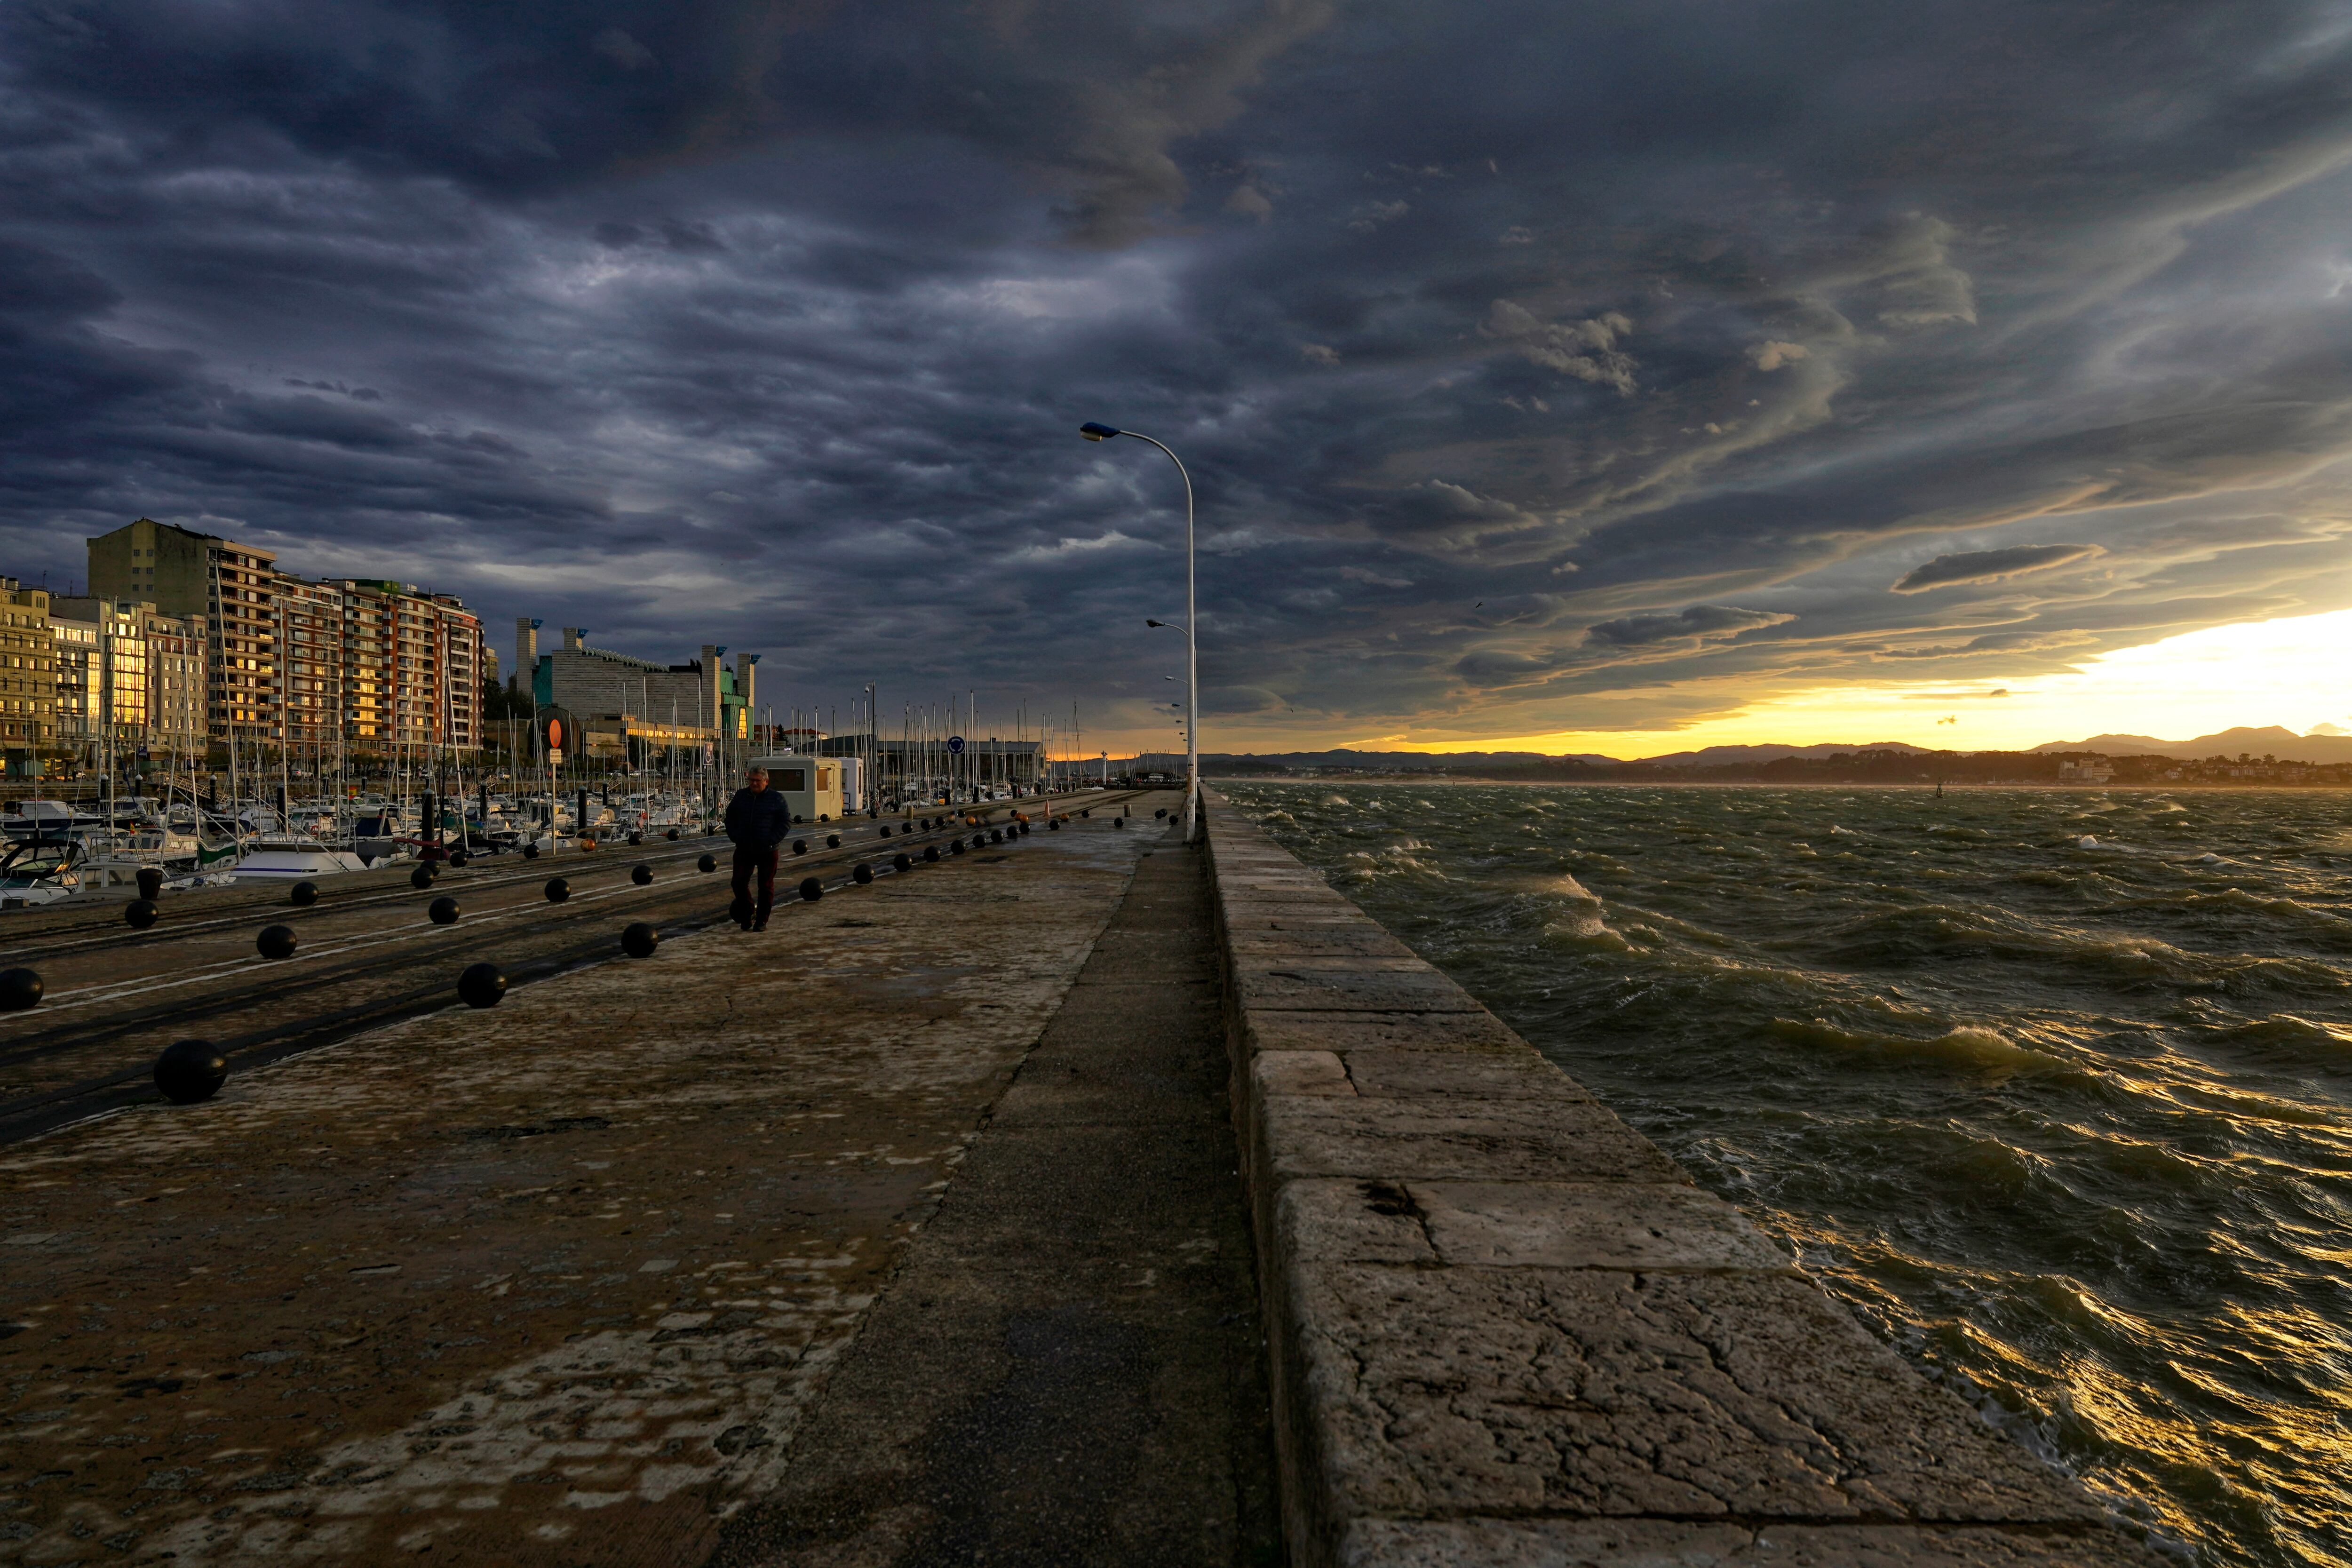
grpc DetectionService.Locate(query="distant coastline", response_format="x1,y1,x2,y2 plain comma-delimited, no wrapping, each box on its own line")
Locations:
1160,724,2352,789
1210,772,2352,789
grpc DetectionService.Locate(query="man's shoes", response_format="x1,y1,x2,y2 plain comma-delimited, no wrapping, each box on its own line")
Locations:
753,919,768,931
736,918,751,931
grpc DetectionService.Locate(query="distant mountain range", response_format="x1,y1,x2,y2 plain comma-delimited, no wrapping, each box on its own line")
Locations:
2026,725,2352,763
1179,727,2352,770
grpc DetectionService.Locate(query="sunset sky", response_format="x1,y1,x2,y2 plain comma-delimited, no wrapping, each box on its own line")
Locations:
6,0,2352,756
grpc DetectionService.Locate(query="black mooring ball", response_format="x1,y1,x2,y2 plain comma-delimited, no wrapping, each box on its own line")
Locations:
1049,819,1061,831
853,862,874,885
1081,809,1091,818
621,921,659,958
429,895,460,925
924,845,940,862
154,1039,227,1105
458,961,507,1007
1155,808,1168,819
880,824,893,837
628,831,642,846
1114,817,1125,828
826,834,841,849
256,924,297,960
544,877,570,903
990,828,1004,844
893,852,912,872
1018,822,1030,836
666,828,680,841
290,880,318,907
799,876,823,902
0,968,42,1011
632,862,653,885
697,852,717,873
949,838,965,855
136,867,164,901
410,865,434,890
523,843,540,860
450,850,469,868
125,899,159,930
793,839,808,856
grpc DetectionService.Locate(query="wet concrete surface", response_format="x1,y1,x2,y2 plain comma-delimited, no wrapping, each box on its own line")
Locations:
0,794,1199,1565
0,806,1117,1136
711,826,1280,1568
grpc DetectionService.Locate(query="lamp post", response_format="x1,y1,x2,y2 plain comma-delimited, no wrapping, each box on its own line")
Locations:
1079,422,1198,841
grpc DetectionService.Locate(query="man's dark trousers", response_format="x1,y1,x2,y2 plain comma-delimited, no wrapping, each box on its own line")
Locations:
731,846,778,927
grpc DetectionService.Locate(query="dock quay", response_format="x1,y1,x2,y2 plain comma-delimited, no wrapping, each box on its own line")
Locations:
0,788,2157,1565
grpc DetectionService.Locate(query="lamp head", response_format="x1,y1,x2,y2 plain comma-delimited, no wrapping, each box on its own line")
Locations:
1079,422,1120,442
1146,619,1166,628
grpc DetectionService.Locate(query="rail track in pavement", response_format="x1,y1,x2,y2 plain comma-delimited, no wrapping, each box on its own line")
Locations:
0,790,1154,1148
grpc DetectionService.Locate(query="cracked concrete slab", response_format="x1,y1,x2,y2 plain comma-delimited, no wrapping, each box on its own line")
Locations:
1287,1261,2109,1525
1335,1520,2163,1567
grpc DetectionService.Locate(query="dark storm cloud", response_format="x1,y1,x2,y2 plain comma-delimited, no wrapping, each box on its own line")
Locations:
7,0,2352,746
1891,545,2100,594
1588,605,1796,647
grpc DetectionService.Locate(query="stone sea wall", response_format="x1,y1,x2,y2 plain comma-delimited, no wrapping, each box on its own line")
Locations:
1200,790,2159,1568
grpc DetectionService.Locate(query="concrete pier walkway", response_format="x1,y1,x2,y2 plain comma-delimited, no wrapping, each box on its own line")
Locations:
712,827,1279,1567
2,782,2163,1568
0,794,1231,1566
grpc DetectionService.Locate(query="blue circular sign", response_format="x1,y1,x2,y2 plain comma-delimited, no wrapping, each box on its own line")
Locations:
947,735,966,754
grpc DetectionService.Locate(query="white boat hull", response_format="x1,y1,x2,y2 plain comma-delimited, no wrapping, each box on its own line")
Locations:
230,846,372,880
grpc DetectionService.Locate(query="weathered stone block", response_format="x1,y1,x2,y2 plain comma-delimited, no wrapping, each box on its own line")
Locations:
1336,1519,2160,1567
1228,926,1419,959
1276,1178,1436,1265
1339,1047,1589,1101
1288,1261,2107,1526
1235,964,1483,1014
1407,1180,1795,1272
1243,1010,1528,1057
1259,1096,1686,1185
1257,1050,1357,1097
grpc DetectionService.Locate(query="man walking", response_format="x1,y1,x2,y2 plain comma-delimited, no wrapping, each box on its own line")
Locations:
723,764,790,931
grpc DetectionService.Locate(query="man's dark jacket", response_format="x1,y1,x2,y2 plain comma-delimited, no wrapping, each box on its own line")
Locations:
724,786,791,851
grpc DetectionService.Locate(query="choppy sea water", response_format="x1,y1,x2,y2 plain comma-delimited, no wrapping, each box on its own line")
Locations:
1219,782,2352,1567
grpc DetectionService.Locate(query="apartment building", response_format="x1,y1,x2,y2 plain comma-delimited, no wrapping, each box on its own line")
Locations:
274,576,343,754
139,605,208,756
52,597,211,760
50,597,150,753
0,580,56,771
332,581,485,756
430,595,484,751
83,519,485,756
87,518,277,738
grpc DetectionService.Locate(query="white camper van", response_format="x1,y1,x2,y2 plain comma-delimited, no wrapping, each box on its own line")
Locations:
751,754,844,823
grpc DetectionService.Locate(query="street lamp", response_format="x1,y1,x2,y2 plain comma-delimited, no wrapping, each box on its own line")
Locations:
1080,422,1198,840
